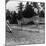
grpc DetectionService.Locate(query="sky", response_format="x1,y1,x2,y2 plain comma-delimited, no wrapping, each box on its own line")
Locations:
6,0,44,13
6,0,35,13
6,1,19,13
6,0,27,13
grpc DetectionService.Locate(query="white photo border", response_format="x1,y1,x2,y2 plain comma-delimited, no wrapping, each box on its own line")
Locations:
0,0,46,46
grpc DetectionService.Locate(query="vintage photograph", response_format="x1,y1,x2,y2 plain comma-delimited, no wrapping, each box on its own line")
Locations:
6,0,45,46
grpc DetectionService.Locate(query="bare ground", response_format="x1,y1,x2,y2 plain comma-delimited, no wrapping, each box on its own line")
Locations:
6,24,45,46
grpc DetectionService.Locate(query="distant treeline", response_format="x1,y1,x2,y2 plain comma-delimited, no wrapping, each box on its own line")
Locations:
6,2,45,24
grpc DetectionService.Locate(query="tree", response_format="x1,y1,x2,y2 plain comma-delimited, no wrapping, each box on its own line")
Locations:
10,11,18,24
6,9,11,24
17,2,24,20
25,2,29,9
23,2,36,18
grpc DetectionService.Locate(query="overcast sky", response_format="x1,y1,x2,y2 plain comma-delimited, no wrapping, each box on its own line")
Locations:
6,0,44,13
6,0,27,13
6,0,35,12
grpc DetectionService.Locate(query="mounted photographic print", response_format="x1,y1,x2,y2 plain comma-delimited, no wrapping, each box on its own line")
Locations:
5,0,45,46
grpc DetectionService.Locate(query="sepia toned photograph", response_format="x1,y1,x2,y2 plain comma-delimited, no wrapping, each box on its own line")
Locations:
5,0,45,46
